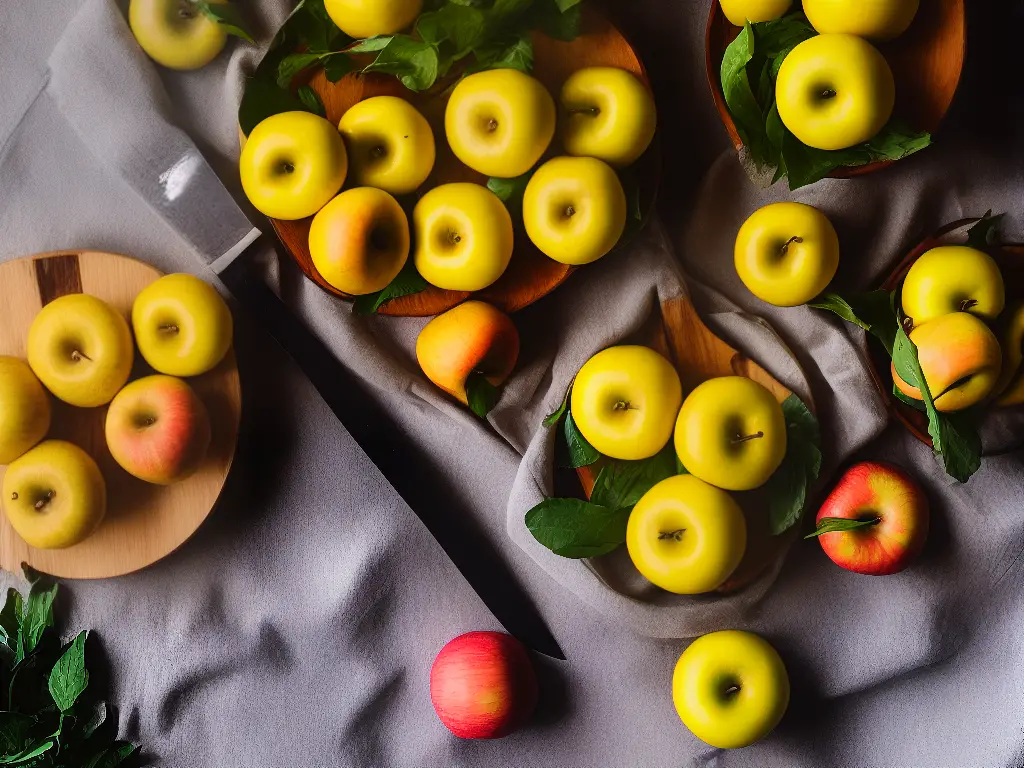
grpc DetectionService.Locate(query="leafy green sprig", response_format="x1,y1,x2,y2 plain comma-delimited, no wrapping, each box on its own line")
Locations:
196,1,255,43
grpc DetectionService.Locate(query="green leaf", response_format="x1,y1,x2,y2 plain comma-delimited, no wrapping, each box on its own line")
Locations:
542,384,571,427
554,0,582,10
808,290,899,356
285,0,348,53
323,53,354,82
363,36,440,91
276,53,324,88
83,742,137,768
346,36,394,53
805,516,881,539
468,33,534,74
487,169,534,219
525,499,630,558
466,372,500,418
764,394,821,535
0,712,34,758
590,443,678,511
2,739,53,764
891,325,921,390
416,4,487,54
48,632,88,712
530,0,582,41
238,77,306,136
720,22,769,164
0,589,23,658
756,13,815,72
20,580,56,663
965,210,1004,250
352,260,429,316
296,86,326,117
892,383,927,411
562,411,599,468
197,1,255,43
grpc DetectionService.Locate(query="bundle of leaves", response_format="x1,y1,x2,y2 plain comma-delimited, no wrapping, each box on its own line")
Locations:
0,570,137,768
720,14,931,189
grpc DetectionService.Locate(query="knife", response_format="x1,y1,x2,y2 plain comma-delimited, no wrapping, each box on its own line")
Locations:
46,19,564,659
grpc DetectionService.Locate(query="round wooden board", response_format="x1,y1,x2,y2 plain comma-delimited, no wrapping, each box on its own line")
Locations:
0,251,241,579
705,0,965,177
271,5,659,317
576,296,814,594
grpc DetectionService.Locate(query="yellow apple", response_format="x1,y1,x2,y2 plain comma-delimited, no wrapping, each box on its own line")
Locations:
734,202,840,306
570,346,682,461
2,440,106,549
129,0,228,71
106,375,211,485
0,358,51,466
324,0,422,39
413,183,513,291
626,475,746,594
445,69,556,178
27,294,134,408
522,156,626,266
675,377,787,492
133,274,233,377
901,246,1005,327
339,96,436,195
559,67,657,168
776,34,895,151
310,188,411,295
893,312,1003,412
239,111,348,220
719,0,792,26
996,302,1024,406
673,630,790,749
804,0,919,41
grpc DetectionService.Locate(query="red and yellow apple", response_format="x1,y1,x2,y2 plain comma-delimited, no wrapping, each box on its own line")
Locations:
430,631,538,739
309,187,411,296
673,630,790,749
803,0,919,41
416,301,519,405
734,201,840,306
324,0,421,39
901,246,1005,327
27,294,134,408
626,475,746,594
445,69,556,178
776,34,895,151
133,273,233,378
892,312,1002,412
105,375,212,485
129,0,228,71
808,461,928,575
570,346,683,461
0,357,51,465
2,440,106,549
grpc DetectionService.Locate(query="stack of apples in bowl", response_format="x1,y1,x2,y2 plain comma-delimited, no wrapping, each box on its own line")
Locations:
0,274,232,551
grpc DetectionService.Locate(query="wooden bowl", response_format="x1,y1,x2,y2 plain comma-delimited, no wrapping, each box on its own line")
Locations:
576,295,815,594
271,5,659,316
0,251,241,579
867,221,1024,449
705,0,965,177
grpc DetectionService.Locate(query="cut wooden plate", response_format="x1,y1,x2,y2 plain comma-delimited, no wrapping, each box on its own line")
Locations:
867,222,1024,452
705,0,965,177
271,5,659,316
0,251,241,579
576,295,814,594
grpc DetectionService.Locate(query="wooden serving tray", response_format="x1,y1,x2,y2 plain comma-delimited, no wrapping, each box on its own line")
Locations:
577,295,811,593
705,0,965,177
271,5,659,316
0,251,241,579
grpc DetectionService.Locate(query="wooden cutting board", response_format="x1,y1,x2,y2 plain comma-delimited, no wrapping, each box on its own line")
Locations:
0,251,241,579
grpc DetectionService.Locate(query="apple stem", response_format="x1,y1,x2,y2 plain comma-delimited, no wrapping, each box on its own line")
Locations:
569,107,601,117
178,0,197,18
159,324,180,335
723,684,741,696
731,431,764,444
9,493,17,501
779,236,803,256
612,400,635,411
69,349,92,363
658,529,685,542
960,298,979,311
821,88,837,100
487,118,499,132
564,205,576,219
33,490,54,511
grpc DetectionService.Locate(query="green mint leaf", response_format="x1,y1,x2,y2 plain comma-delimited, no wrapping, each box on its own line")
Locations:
525,499,630,558
935,410,983,483
197,1,255,43
0,712,34,759
805,516,881,539
542,382,571,427
416,5,487,54
0,588,23,657
4,739,53,764
892,383,927,411
466,372,500,418
20,578,57,661
720,22,769,164
296,85,326,117
48,631,89,712
808,290,899,356
323,53,354,81
530,0,582,41
276,52,324,88
487,169,534,219
352,260,429,316
891,324,921,390
590,443,678,511
562,410,600,468
467,33,534,74
965,210,1004,249
363,36,440,91
84,742,137,768
758,13,815,69
238,77,306,136
347,36,394,53
765,394,821,535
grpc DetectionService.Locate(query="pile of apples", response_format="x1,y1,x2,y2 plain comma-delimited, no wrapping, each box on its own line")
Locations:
0,274,232,550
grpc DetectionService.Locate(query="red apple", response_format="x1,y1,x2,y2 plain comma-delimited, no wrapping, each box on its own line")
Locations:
429,631,538,739
104,375,211,485
808,461,929,575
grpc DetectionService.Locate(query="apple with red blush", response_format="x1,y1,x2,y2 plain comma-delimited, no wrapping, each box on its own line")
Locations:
807,461,929,575
429,631,538,739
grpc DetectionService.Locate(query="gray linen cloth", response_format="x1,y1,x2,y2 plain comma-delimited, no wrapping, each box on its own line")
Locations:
2,0,1024,765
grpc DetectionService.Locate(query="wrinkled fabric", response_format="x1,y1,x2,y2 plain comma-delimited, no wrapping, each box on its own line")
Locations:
1,0,1023,766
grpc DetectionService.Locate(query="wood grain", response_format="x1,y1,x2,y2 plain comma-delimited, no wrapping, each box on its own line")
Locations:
271,5,658,316
577,295,812,593
0,251,241,579
705,0,965,178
